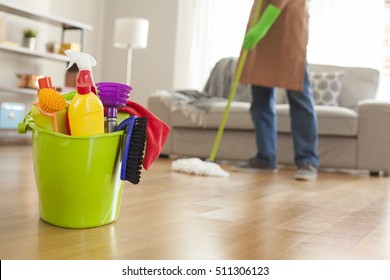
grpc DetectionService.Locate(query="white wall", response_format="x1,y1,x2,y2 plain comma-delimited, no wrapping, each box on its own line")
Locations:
48,0,105,82
100,0,179,105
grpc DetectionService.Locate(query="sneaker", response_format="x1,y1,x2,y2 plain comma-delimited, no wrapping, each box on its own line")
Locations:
295,163,318,181
232,158,277,173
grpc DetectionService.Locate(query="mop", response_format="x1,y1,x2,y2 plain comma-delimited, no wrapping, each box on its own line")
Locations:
171,0,264,177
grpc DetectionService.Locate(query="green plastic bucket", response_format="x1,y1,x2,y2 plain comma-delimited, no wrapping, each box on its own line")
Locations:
19,115,125,228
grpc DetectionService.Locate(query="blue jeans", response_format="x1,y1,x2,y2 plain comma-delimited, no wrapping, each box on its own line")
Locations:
250,64,319,168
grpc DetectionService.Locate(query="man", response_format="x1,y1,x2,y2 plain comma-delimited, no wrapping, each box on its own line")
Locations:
234,0,319,180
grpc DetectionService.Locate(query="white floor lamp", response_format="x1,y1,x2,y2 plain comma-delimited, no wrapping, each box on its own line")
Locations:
114,18,149,85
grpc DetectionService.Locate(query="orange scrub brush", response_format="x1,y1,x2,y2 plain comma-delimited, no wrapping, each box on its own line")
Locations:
38,88,67,113
34,78,67,132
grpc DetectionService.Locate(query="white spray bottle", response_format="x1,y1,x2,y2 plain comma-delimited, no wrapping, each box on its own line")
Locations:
65,49,97,94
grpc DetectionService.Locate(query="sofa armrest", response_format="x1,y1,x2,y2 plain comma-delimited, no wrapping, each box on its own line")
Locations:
357,99,390,172
358,99,390,113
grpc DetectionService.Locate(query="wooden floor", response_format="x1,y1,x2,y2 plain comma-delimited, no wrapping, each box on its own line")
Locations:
1,144,390,260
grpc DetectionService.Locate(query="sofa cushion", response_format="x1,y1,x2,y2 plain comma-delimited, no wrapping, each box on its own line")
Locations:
277,104,358,136
205,101,252,129
173,100,358,137
310,64,379,110
310,71,344,106
204,58,379,111
171,109,204,128
172,101,253,129
171,100,252,129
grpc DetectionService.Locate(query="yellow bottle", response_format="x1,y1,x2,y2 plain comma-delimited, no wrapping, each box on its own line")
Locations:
68,84,104,136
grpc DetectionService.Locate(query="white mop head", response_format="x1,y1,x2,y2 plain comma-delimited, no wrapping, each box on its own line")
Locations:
171,157,229,177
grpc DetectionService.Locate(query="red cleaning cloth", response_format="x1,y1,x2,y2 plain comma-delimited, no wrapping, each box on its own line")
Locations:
119,100,170,170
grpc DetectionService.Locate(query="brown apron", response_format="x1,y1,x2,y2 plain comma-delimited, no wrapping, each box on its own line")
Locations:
240,0,309,91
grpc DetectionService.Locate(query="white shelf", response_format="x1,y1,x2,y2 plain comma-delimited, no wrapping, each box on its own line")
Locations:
0,3,92,99
0,2,92,31
0,85,36,96
0,43,69,62
0,2,93,53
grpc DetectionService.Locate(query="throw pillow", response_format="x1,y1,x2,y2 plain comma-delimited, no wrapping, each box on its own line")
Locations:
310,71,344,106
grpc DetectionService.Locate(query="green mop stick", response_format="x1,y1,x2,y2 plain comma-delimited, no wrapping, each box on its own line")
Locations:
208,49,249,162
208,0,264,162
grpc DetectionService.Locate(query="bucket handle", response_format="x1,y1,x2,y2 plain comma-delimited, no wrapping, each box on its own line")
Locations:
18,113,34,134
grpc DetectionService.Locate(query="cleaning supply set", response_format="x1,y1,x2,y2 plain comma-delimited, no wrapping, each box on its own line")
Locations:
19,50,170,228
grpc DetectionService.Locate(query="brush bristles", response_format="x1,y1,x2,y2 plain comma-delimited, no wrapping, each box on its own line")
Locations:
126,117,147,184
38,88,67,113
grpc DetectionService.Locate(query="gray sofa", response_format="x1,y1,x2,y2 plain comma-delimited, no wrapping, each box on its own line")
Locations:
148,57,389,174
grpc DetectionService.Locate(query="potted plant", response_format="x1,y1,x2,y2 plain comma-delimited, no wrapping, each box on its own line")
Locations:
22,28,37,50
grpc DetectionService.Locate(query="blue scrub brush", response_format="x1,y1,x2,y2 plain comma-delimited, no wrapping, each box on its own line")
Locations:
115,116,147,184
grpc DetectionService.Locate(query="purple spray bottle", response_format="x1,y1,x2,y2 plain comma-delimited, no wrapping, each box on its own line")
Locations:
96,82,131,132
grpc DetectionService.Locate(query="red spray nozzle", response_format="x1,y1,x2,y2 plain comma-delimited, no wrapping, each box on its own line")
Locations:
77,84,92,95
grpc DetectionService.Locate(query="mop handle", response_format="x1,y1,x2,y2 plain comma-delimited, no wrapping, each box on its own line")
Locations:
208,0,264,162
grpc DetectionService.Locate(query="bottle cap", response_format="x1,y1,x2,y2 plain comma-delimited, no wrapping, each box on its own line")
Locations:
38,77,53,89
77,84,91,95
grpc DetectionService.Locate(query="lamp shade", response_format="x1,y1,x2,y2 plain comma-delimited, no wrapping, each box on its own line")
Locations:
114,17,149,49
